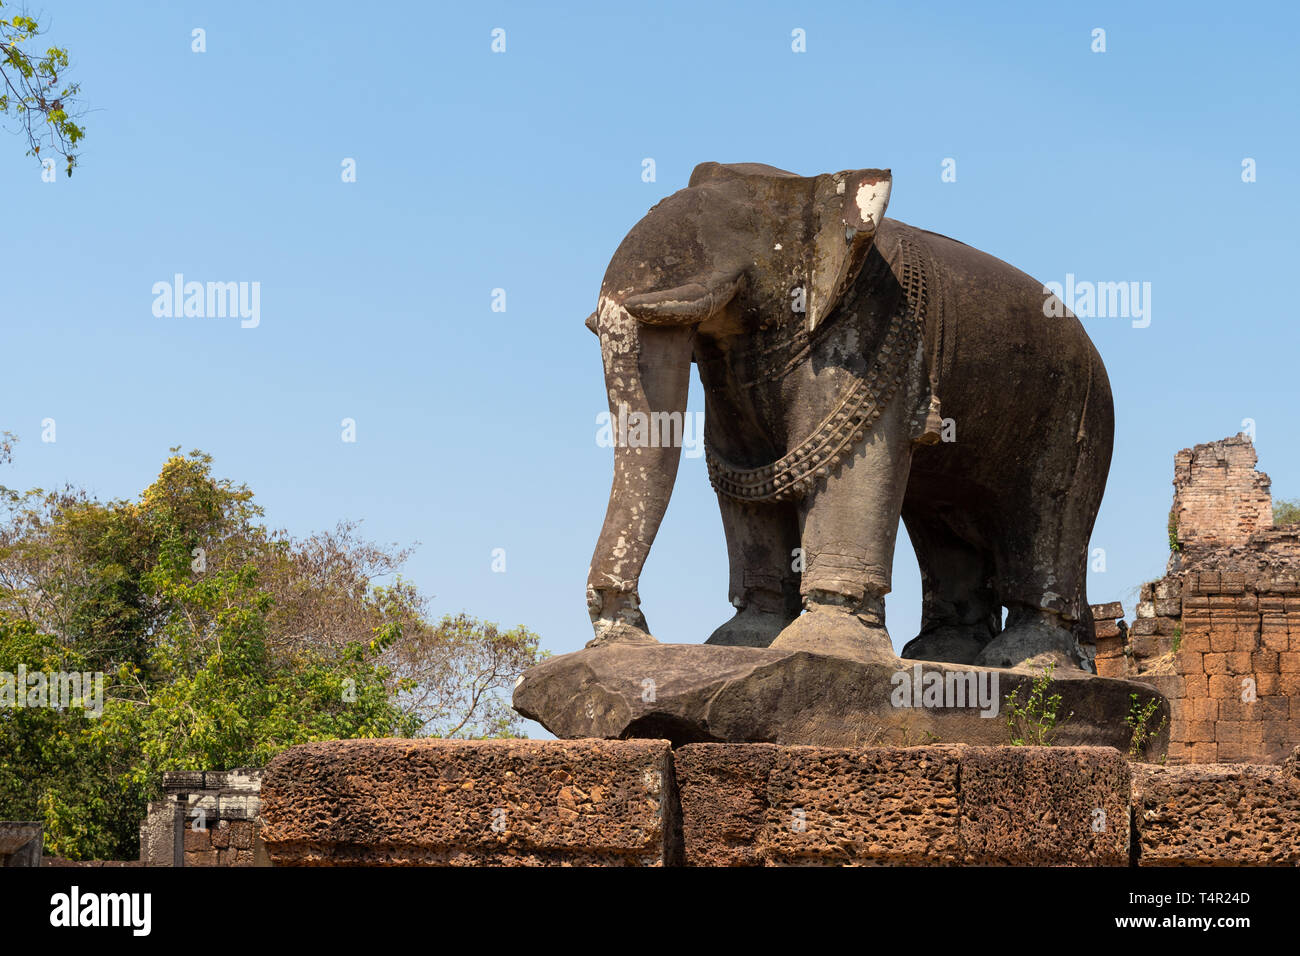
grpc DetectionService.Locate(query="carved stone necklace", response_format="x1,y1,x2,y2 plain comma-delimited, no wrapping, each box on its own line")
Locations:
705,237,929,503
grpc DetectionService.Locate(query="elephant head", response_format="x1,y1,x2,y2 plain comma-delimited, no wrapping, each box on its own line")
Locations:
586,162,893,644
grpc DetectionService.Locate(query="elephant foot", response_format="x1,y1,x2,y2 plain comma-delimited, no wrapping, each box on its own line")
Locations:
586,587,659,649
585,621,659,649
900,626,988,665
770,593,896,665
972,611,1083,671
705,603,794,648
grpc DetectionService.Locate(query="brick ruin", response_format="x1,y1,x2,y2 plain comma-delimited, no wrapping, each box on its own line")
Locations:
137,769,267,867
1094,434,1300,764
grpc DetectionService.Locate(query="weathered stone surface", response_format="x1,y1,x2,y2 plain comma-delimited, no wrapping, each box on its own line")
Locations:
260,738,679,866
1283,745,1300,777
137,799,174,866
1132,761,1300,865
958,746,1130,865
1091,601,1126,622
0,822,42,866
675,744,961,866
675,744,1128,866
513,643,1169,759
247,739,1300,867
42,857,145,867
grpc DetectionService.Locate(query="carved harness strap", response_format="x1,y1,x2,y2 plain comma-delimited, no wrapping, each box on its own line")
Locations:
705,235,935,503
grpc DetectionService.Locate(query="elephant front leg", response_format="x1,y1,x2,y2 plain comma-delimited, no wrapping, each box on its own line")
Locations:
770,404,914,665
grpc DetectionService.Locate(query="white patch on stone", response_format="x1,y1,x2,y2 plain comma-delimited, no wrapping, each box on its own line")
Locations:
854,179,891,229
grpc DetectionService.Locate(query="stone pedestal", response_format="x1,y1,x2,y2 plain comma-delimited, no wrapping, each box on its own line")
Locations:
256,740,1300,866
512,643,1170,760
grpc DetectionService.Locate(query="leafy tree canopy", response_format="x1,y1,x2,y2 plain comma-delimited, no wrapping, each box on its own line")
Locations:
0,2,84,175
0,442,543,859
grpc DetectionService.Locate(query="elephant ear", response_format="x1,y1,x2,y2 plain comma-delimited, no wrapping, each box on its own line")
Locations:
806,168,891,332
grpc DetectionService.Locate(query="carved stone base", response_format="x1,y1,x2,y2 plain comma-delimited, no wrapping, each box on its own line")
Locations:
512,643,1169,759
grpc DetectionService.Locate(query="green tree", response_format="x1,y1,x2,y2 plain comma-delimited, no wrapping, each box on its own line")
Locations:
0,448,543,859
1274,498,1300,527
0,3,85,175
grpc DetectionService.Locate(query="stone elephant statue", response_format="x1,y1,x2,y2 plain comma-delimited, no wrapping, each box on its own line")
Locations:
584,162,1113,669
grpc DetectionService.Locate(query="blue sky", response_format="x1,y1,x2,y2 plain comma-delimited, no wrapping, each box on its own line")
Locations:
4,1,1297,735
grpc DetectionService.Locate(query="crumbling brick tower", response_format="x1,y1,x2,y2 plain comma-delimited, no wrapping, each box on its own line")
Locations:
1168,436,1273,555
1093,434,1300,764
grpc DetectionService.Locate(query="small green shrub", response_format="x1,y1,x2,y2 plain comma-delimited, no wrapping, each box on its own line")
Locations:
1274,498,1300,527
1125,692,1168,760
1005,662,1071,746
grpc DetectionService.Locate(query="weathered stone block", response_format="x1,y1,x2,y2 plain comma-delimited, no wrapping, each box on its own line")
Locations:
210,821,230,848
1188,698,1219,722
1182,671,1209,697
1146,674,1184,701
1094,619,1121,640
1218,697,1256,722
164,771,205,791
1258,595,1286,613
230,820,254,849
137,800,175,866
260,738,679,866
1257,697,1290,723
1261,621,1289,651
1215,720,1243,744
675,744,1128,866
1221,572,1247,594
0,823,42,867
1187,741,1219,762
1225,650,1252,673
1095,655,1128,679
958,747,1130,865
1130,617,1157,636
1094,633,1124,656
676,744,962,866
1092,601,1125,622
1133,763,1300,865
1154,616,1181,636
1208,631,1237,653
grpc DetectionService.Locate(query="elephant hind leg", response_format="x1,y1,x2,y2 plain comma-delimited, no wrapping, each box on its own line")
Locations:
973,487,1097,670
705,495,802,648
898,506,1001,664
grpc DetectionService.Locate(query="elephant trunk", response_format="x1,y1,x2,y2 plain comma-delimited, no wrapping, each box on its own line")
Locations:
587,297,697,639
